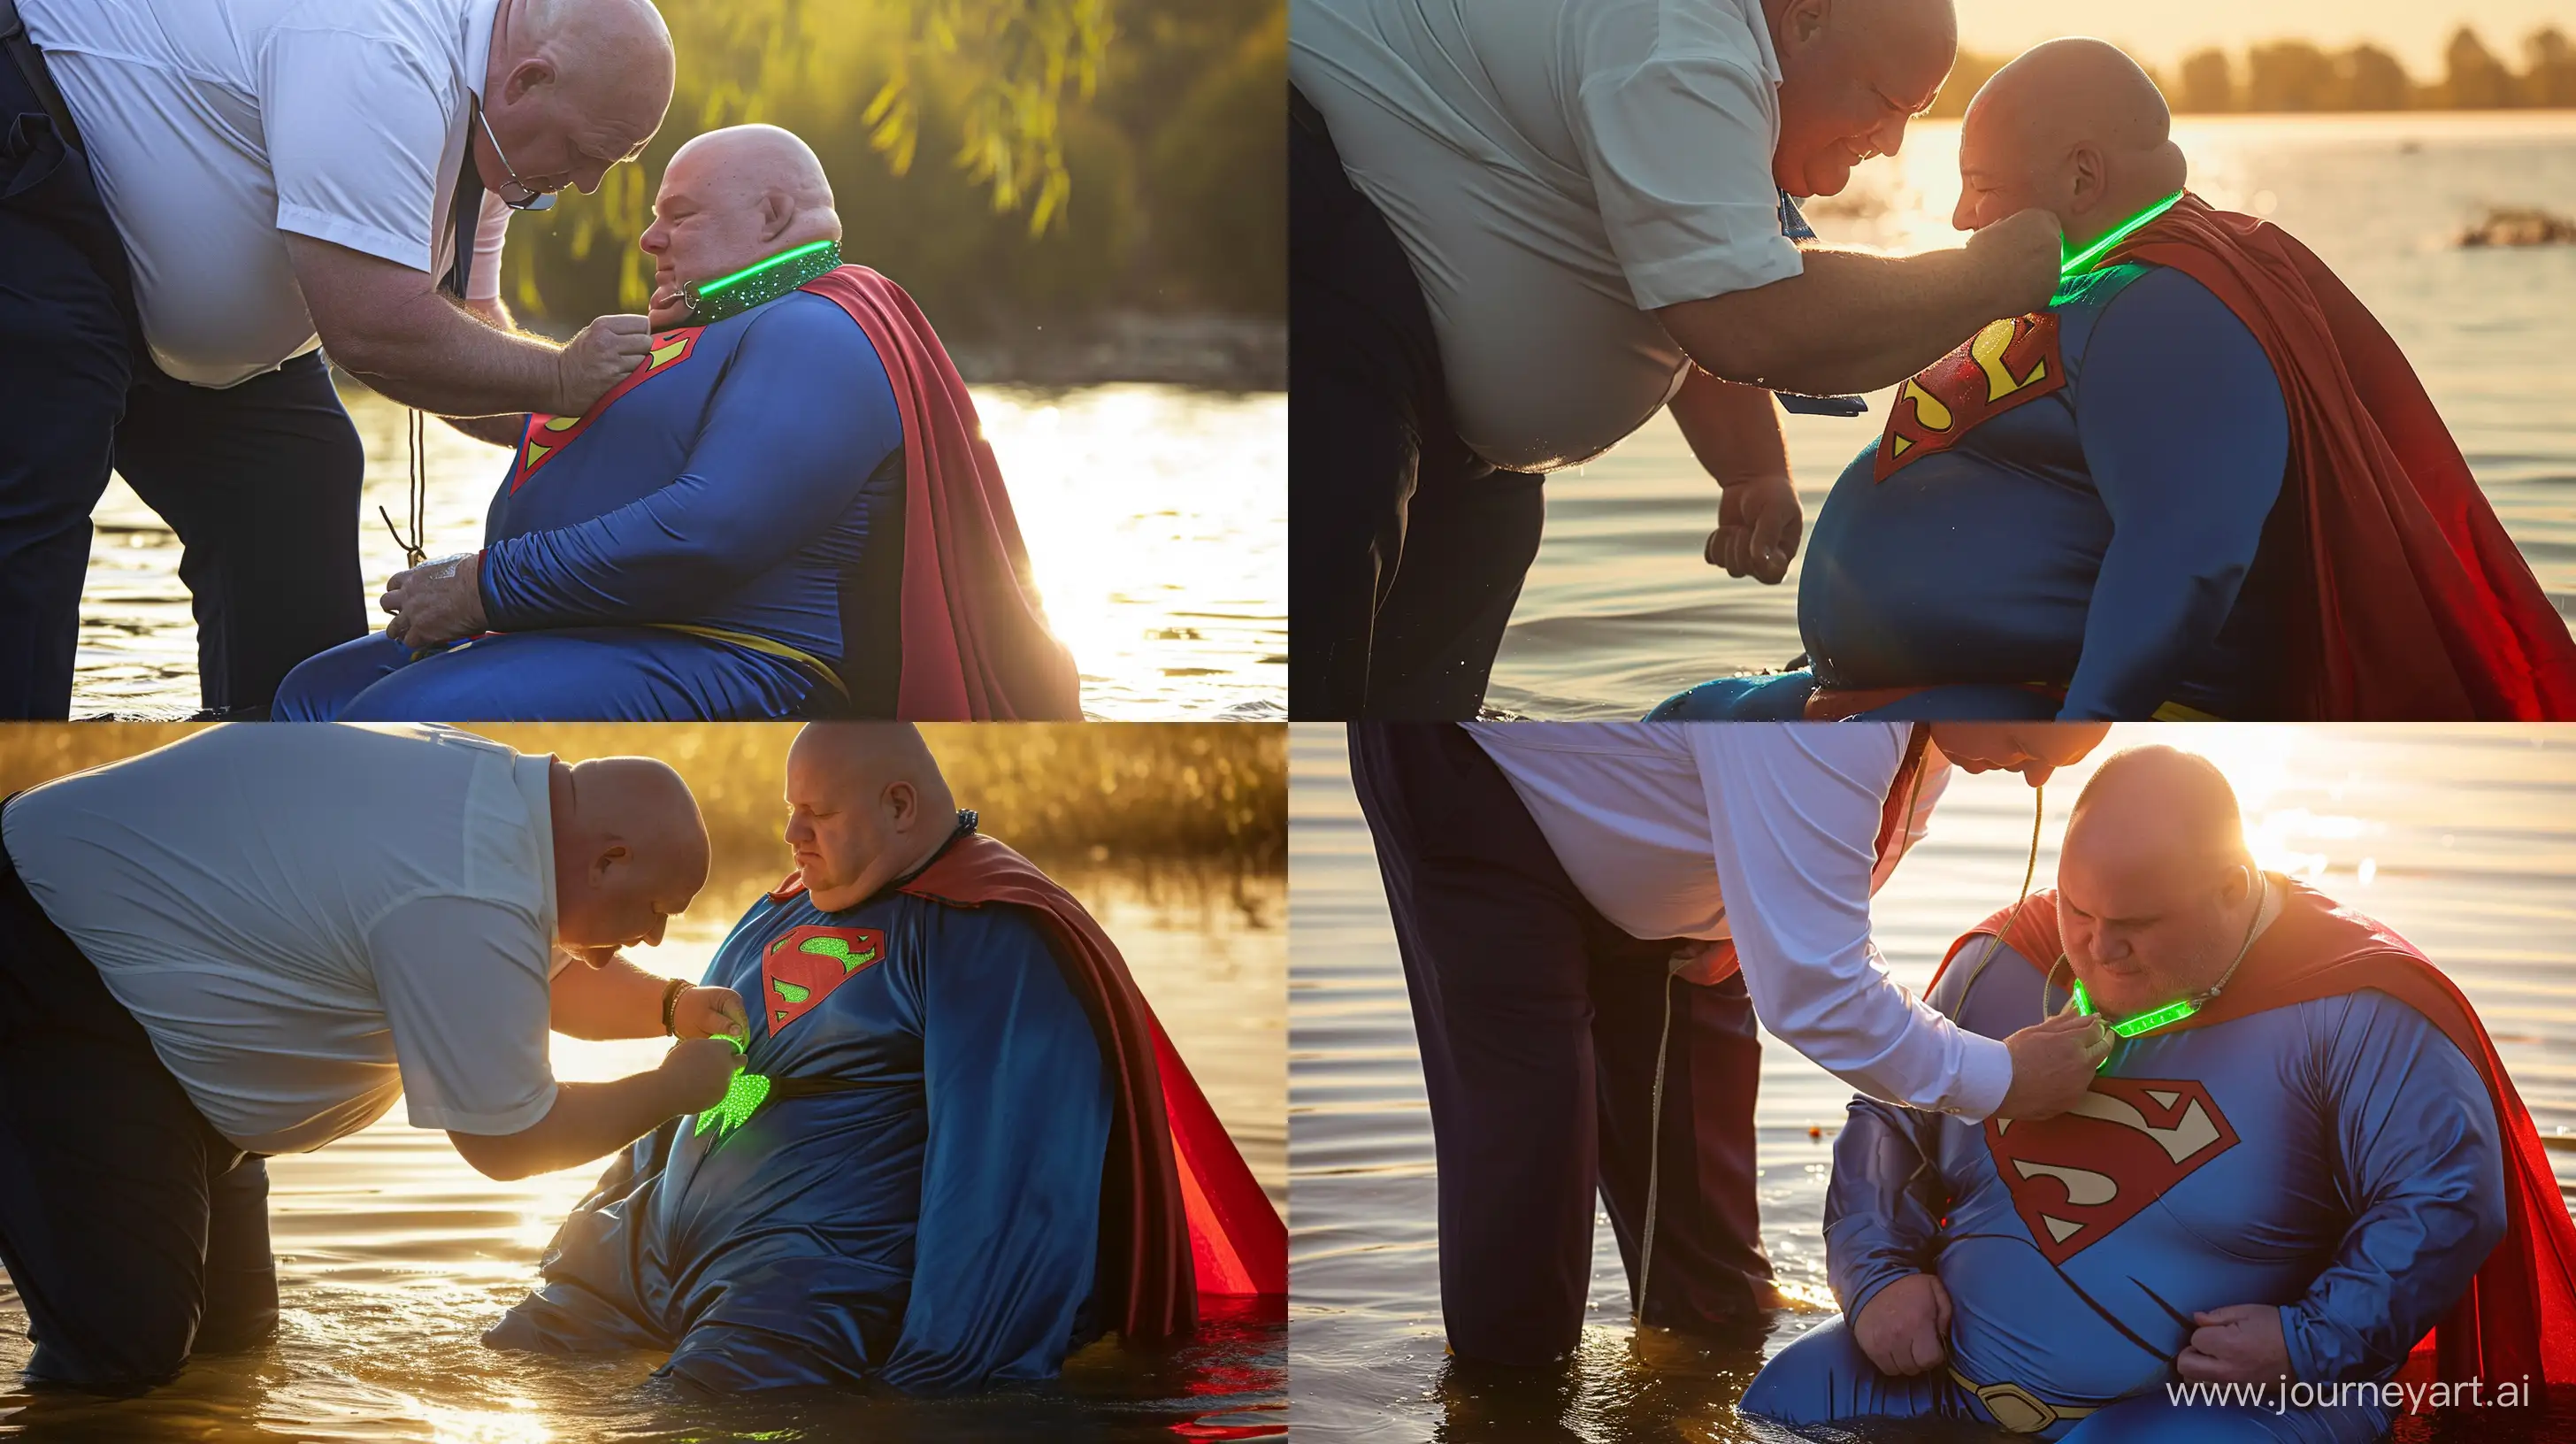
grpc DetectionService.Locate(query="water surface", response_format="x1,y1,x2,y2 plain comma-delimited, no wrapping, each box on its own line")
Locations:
1290,722,2576,1440
76,384,1285,719
1484,113,2576,718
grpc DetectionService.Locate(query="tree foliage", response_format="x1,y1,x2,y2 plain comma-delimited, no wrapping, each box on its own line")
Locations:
501,0,1282,332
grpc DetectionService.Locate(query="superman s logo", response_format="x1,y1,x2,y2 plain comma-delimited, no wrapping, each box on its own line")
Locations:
758,925,886,1032
510,327,703,491
1982,1076,2237,1264
1873,313,2066,481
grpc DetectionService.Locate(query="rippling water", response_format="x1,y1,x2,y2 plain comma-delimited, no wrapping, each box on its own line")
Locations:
1289,722,2576,1440
0,863,1285,1442
1484,113,2576,718
76,383,1286,719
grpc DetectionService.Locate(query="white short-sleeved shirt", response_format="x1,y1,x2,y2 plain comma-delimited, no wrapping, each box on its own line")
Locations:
1462,721,2013,1120
23,0,511,388
1,724,566,1154
1292,0,1802,471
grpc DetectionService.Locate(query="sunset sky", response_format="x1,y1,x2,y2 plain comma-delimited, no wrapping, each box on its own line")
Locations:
1956,1,2571,74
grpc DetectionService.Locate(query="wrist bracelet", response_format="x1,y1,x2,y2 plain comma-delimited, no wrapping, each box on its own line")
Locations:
660,976,690,1036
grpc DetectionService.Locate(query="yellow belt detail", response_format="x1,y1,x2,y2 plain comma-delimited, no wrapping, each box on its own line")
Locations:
649,624,849,699
1947,1366,2098,1433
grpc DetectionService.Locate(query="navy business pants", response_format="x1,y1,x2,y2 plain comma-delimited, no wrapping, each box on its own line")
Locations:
0,820,278,1392
1347,724,1775,1366
1289,90,1545,719
0,54,364,718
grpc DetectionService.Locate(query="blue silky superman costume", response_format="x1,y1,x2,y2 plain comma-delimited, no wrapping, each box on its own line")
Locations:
1654,195,2576,723
483,821,1284,1391
277,266,1081,721
1742,883,2576,1440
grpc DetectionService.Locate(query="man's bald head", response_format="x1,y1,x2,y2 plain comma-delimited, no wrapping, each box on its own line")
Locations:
1766,0,1959,197
640,125,845,326
479,0,674,204
2056,747,2264,1014
551,756,709,956
1953,38,2187,245
783,725,960,912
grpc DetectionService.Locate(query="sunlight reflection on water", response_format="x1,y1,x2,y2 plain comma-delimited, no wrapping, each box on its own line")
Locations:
75,384,1284,720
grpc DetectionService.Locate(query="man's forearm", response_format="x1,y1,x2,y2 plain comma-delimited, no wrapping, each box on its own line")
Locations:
1659,248,2015,397
548,953,676,1040
457,1071,686,1179
332,287,566,416
1668,368,1789,484
441,412,531,448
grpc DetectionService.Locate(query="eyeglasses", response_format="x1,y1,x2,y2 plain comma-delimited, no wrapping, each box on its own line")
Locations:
474,100,557,212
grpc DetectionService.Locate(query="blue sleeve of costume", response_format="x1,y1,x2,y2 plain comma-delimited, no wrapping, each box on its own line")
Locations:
878,905,1111,1394
1824,1095,1948,1321
2061,269,2288,719
2281,991,2509,1383
479,297,904,628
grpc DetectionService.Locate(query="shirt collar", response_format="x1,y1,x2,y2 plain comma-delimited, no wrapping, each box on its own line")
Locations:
1736,0,1785,88
462,0,503,104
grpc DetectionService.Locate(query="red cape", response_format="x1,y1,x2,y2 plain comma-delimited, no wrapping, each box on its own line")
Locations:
1934,883,2576,1394
800,267,1084,720
770,833,1287,1339
2104,196,2576,719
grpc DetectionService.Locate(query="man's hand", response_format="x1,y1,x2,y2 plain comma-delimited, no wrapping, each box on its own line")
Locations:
1994,1010,2112,1119
671,986,748,1044
381,550,488,649
1963,207,2066,319
1707,475,1802,584
553,314,656,416
1853,1272,1953,1377
657,1036,746,1115
2177,1304,2292,1384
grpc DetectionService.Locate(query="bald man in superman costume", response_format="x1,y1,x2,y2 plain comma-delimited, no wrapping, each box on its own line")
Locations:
275,127,1079,721
1741,747,2576,1441
1654,41,2576,724
482,726,1284,1392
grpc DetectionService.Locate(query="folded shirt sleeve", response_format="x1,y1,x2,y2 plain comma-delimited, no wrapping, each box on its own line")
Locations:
1572,34,1802,310
368,894,559,1135
261,26,450,273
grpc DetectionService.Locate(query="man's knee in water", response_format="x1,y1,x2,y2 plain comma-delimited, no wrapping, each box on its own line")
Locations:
1737,1317,1873,1423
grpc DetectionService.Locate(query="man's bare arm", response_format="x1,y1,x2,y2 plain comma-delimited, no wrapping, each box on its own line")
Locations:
285,233,650,418
447,1041,736,1180
1658,209,2064,397
549,951,680,1040
437,297,533,447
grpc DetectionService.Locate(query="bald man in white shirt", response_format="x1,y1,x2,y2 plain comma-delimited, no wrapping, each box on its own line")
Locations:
1348,720,2112,1365
0,0,674,718
0,725,746,1393
1290,0,2072,718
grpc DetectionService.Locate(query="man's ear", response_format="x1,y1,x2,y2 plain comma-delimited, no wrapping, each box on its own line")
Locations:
882,780,921,832
761,189,796,244
1774,0,1832,56
591,841,630,884
502,57,556,107
2065,142,2109,221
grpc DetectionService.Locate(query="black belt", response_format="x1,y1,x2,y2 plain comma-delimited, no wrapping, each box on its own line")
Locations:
0,0,81,156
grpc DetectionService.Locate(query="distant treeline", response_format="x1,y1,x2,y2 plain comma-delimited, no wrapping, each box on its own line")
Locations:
496,0,1284,339
0,724,1288,875
1933,26,2576,117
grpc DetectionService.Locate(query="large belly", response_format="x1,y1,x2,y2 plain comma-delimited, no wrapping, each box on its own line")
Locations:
1327,93,1686,471
1798,441,2106,688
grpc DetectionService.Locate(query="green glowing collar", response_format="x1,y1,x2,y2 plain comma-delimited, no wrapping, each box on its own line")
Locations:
2069,978,2204,1069
681,240,843,326
2059,190,2186,279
